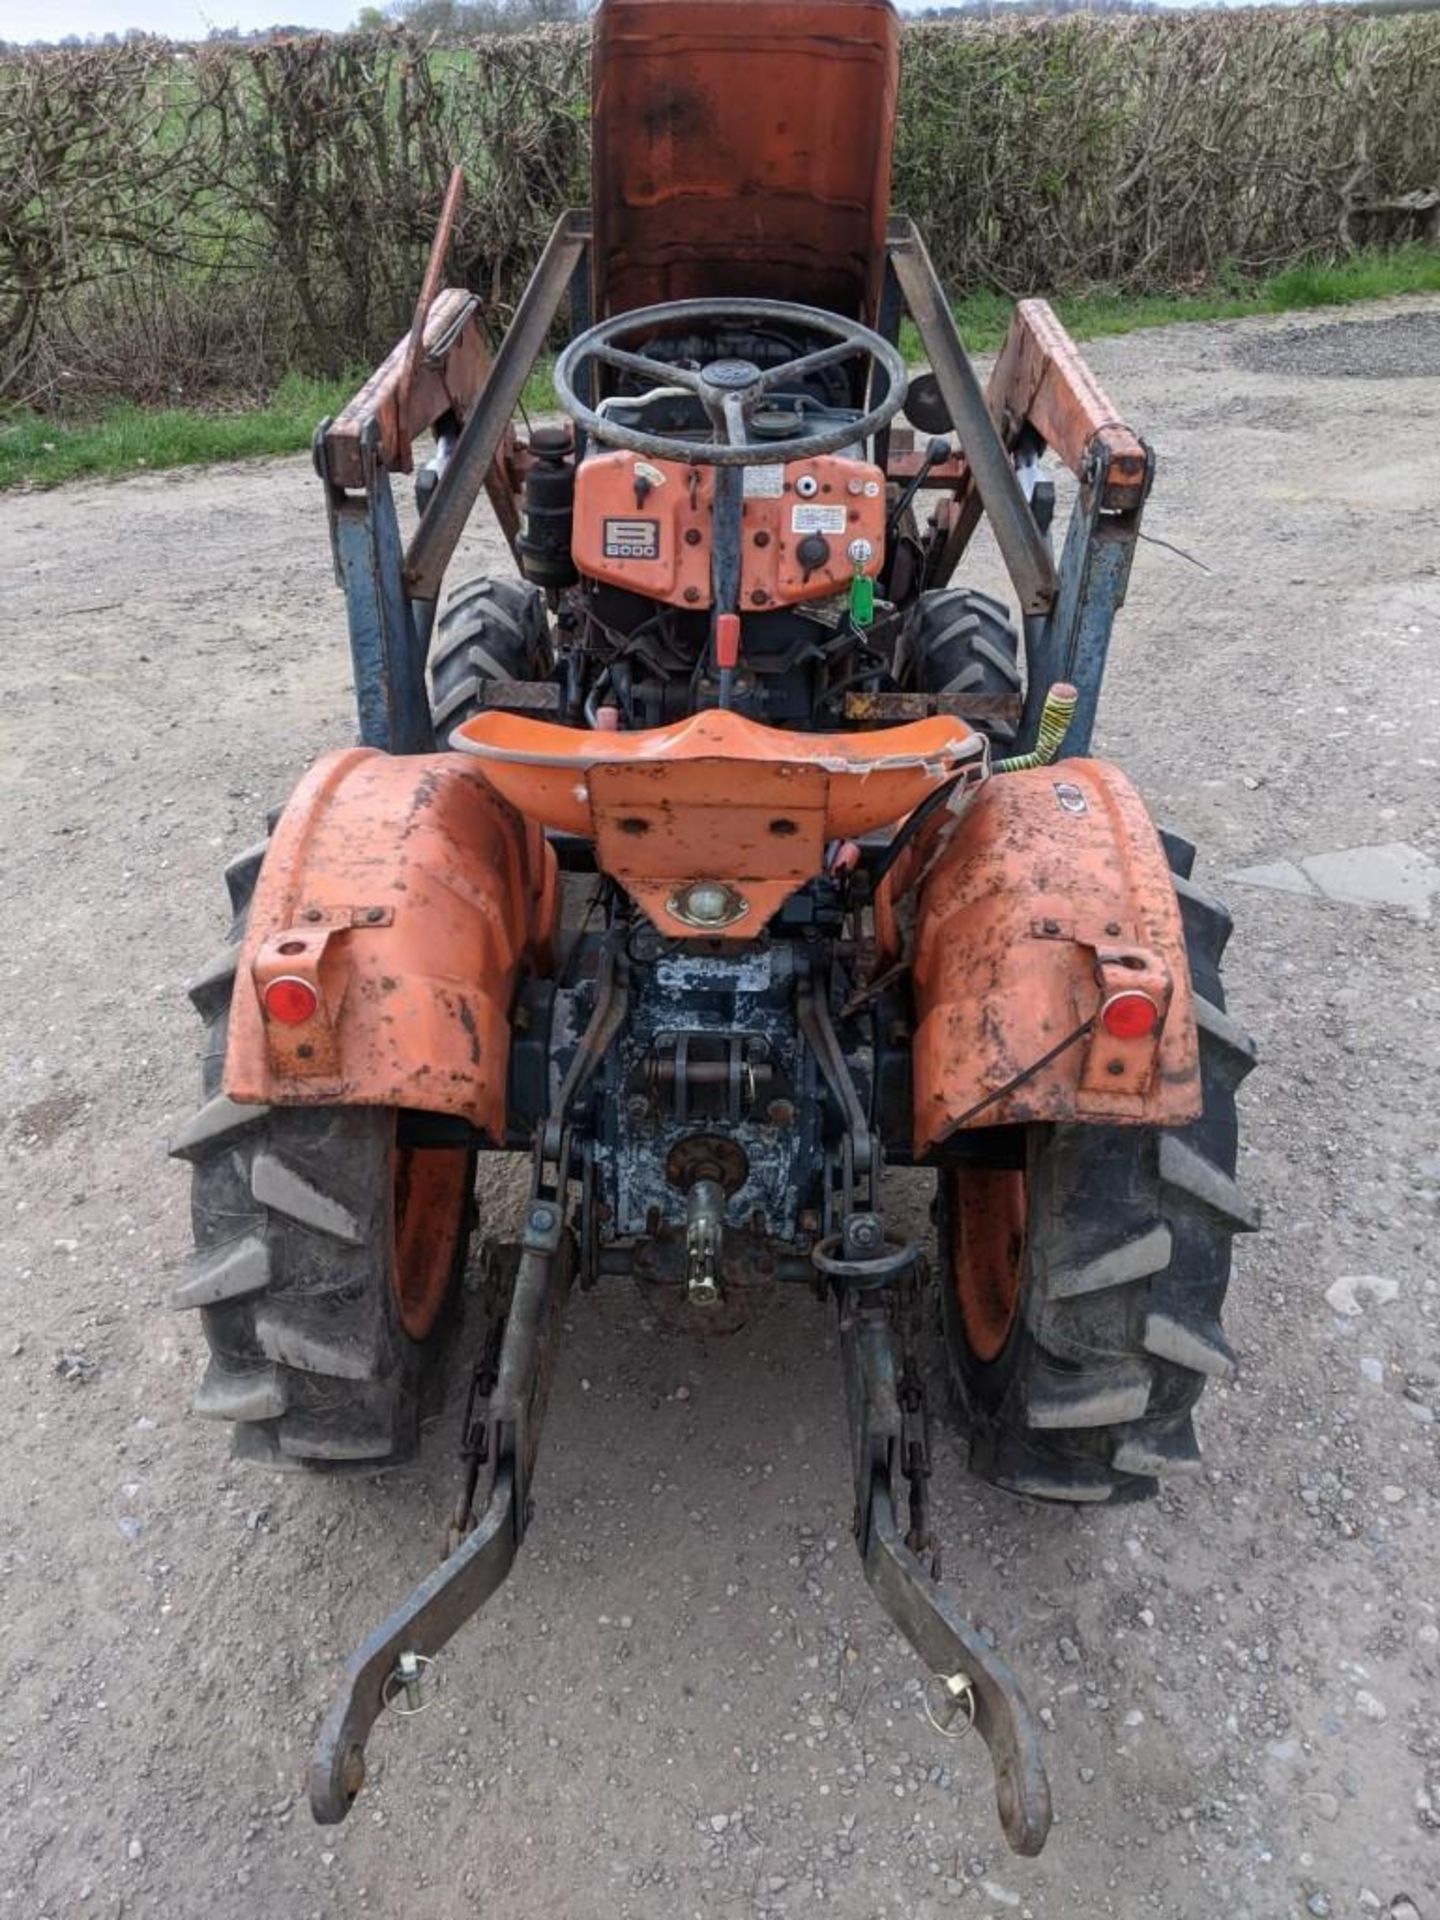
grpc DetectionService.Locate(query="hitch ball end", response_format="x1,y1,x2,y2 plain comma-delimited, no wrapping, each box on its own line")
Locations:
685,1178,726,1306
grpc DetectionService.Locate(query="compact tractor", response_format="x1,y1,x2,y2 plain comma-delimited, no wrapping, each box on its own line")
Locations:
171,0,1257,1855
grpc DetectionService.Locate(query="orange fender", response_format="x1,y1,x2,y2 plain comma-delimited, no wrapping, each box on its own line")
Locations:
911,759,1200,1155
224,748,556,1140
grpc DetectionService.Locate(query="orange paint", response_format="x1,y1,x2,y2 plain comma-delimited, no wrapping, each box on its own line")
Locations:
591,0,900,323
454,707,983,940
571,448,885,610
910,758,1200,1152
947,1166,1027,1363
224,748,555,1139
988,300,1149,510
393,1142,473,1338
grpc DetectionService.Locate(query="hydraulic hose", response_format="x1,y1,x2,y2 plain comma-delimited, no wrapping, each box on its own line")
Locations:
994,681,1078,773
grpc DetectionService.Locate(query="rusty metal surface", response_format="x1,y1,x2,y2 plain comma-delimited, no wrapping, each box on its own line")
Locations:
591,757,830,936
397,165,467,470
884,448,966,486
840,1302,1052,1855
311,1204,575,1827
223,748,556,1138
844,689,1023,728
909,758,1201,1152
309,1461,519,1825
1018,438,1152,757
321,288,488,491
406,211,591,604
989,299,1149,511
591,0,899,322
921,291,1151,595
863,1478,1053,1855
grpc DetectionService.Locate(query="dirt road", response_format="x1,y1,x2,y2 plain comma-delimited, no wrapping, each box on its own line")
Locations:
3,299,1438,1920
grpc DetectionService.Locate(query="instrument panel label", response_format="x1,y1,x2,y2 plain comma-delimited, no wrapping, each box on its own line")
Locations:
790,504,848,535
742,466,784,498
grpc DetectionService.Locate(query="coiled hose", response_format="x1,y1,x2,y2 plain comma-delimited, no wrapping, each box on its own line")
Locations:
994,682,1079,773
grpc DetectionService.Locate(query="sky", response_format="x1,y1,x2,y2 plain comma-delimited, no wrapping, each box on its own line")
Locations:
0,0,1290,45
3,0,359,36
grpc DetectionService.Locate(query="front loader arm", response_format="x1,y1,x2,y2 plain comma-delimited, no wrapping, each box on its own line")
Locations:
312,212,590,755
917,295,1149,590
897,289,1154,759
319,286,519,527
987,298,1149,507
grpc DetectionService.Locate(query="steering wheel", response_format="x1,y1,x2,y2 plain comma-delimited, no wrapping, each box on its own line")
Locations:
553,297,908,467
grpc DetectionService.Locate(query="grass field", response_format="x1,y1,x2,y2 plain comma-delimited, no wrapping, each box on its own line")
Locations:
3,248,1437,493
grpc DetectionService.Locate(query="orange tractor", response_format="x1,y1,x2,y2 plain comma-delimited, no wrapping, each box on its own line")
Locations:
172,0,1257,1855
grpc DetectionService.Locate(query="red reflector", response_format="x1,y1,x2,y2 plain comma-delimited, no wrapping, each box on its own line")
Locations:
1100,989,1160,1040
264,975,319,1025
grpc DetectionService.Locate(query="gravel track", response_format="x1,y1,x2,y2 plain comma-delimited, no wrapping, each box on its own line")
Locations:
2,295,1438,1920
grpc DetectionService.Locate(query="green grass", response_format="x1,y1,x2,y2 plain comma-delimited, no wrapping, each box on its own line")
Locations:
0,360,563,492
5,248,1438,492
929,243,1440,356
0,372,358,492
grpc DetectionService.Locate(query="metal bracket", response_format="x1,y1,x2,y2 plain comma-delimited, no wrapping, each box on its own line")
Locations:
321,420,434,755
1019,440,1154,756
407,211,592,604
839,1299,1053,1856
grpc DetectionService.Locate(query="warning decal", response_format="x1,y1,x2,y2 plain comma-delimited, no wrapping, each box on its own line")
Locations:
790,504,847,536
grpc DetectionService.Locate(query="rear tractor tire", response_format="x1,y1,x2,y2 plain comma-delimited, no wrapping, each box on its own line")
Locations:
170,839,475,1467
429,574,551,739
937,838,1259,1503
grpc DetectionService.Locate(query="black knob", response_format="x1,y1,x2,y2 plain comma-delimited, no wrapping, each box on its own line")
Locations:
796,533,831,574
529,424,571,459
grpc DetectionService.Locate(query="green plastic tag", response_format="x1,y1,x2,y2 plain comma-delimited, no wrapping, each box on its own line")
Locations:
849,572,875,627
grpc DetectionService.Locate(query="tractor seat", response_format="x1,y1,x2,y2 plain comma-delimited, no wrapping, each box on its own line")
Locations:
451,708,985,939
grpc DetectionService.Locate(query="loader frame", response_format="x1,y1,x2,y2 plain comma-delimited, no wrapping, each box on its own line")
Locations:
313,212,1151,762
296,171,1153,1862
